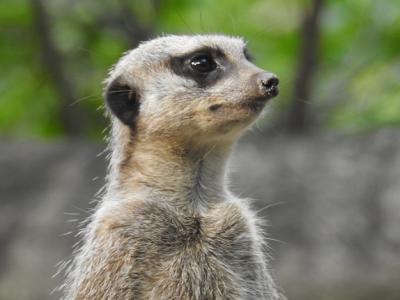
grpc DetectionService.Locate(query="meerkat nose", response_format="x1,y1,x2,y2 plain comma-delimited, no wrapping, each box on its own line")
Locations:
258,73,279,97
262,76,279,89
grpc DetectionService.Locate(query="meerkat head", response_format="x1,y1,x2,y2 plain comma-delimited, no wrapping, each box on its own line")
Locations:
105,35,278,146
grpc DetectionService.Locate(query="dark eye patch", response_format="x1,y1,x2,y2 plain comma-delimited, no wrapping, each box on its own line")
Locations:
170,47,226,88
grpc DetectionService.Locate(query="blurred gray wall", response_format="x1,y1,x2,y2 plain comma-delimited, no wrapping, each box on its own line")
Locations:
1,130,400,299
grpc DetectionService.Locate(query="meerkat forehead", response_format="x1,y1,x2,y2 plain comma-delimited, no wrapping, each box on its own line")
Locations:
136,34,247,58
108,35,248,82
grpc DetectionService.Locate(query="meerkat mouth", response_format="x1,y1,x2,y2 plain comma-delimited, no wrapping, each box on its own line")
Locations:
246,99,267,112
266,85,279,98
245,89,279,112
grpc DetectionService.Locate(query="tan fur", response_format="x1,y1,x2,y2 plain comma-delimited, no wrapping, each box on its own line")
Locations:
63,35,285,299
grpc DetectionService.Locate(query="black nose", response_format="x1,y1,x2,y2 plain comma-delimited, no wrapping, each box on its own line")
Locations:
259,73,279,97
262,76,279,89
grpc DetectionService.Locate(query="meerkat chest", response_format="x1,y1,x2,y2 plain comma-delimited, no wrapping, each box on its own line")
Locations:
115,200,263,299
124,200,256,256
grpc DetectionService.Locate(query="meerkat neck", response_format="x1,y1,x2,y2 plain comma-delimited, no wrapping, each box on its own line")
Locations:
105,125,233,211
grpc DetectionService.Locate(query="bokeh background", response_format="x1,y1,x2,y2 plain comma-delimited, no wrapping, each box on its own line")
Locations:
1,0,400,299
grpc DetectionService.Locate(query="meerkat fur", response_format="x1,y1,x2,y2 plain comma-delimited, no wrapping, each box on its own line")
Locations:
62,34,284,300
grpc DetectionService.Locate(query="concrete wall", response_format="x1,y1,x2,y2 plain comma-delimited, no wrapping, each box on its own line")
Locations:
1,130,399,299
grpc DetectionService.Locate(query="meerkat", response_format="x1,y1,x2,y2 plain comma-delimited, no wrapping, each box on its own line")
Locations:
62,34,284,300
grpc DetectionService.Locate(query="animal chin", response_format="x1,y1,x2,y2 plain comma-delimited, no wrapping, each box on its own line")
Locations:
245,88,279,113
243,96,269,113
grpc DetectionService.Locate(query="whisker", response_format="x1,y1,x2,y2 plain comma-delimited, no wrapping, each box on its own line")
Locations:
70,204,91,215
69,89,132,108
75,46,94,54
63,212,80,216
177,12,194,34
70,94,102,107
256,201,286,215
263,236,288,245
59,231,73,237
294,97,314,105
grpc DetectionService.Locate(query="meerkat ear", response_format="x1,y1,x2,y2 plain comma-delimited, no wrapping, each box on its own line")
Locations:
105,78,140,127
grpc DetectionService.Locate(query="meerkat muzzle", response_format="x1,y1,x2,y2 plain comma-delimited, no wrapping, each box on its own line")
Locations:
243,72,279,112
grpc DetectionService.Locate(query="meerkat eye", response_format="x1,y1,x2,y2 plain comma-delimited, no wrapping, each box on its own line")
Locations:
190,54,217,73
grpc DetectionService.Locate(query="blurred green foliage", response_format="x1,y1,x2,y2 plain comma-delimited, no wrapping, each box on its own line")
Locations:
0,0,399,139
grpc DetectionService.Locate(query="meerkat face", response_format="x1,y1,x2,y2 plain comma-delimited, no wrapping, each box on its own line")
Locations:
105,35,278,144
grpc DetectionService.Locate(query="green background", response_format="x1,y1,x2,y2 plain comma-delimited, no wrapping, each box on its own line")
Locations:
1,0,399,139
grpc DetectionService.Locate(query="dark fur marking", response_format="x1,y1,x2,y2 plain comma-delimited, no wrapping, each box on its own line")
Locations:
243,47,253,62
170,46,227,88
106,78,140,127
209,103,223,112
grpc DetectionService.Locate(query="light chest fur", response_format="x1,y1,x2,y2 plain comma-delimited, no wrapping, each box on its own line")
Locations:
71,199,278,299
